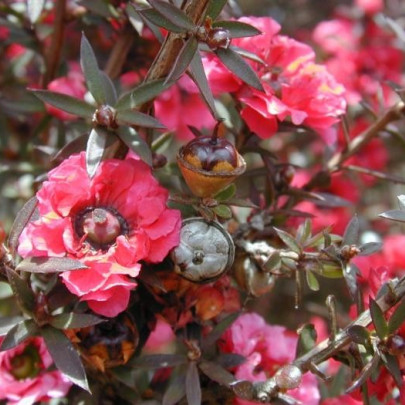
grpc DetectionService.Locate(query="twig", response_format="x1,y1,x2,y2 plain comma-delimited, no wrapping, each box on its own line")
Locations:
344,164,405,185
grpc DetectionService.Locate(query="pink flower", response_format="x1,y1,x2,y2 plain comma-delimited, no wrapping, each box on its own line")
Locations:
355,0,384,15
219,312,320,404
0,337,72,405
19,153,181,316
46,65,87,121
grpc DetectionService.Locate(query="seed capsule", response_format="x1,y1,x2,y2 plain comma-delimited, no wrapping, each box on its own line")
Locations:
171,217,235,283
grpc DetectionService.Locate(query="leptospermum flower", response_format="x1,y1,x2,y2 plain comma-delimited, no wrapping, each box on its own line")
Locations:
18,153,181,317
0,337,72,405
219,312,320,405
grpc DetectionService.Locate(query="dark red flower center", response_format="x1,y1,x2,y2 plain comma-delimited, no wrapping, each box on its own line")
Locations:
10,345,41,380
75,207,129,250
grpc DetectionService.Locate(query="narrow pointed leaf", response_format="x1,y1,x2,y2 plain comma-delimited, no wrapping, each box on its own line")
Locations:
231,45,266,65
346,353,380,393
50,313,104,330
385,16,405,43
274,227,301,253
379,209,405,223
31,90,94,118
136,6,186,34
0,320,38,351
216,353,246,368
358,242,382,256
80,34,106,105
370,298,388,339
118,128,152,165
100,71,117,105
343,263,358,300
297,219,312,244
163,369,186,405
41,326,89,392
86,127,108,178
186,362,201,405
381,353,403,387
16,257,88,273
213,21,261,38
342,215,359,246
149,0,195,31
116,79,173,110
116,110,165,128
27,0,45,23
0,316,24,336
199,360,235,386
6,267,35,313
189,50,218,118
206,0,228,19
216,47,264,91
347,325,371,346
165,36,198,84
8,196,38,254
306,270,320,291
388,298,405,334
203,312,240,348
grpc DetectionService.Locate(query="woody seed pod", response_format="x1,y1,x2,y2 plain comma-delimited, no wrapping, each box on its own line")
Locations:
171,217,235,283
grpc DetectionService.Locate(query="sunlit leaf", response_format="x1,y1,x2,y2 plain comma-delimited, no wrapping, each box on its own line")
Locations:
370,298,388,339
8,196,38,254
50,313,104,330
118,128,152,165
80,34,106,105
16,257,88,273
215,184,236,201
116,109,165,129
306,270,320,291
186,362,201,405
213,21,261,38
216,47,264,91
343,263,358,300
0,316,24,336
42,326,89,391
27,0,45,23
165,36,198,84
213,204,233,219
0,320,38,351
86,127,108,178
149,0,195,31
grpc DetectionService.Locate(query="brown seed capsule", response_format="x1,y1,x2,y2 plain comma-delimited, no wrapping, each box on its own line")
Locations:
207,27,231,50
177,135,246,198
171,217,235,283
385,334,405,356
274,365,302,391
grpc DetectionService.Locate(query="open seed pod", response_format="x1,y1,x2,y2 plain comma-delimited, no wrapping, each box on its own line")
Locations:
171,217,235,283
177,135,246,198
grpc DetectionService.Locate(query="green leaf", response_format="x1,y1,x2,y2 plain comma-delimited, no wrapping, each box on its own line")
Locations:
16,257,88,273
379,209,405,223
306,270,320,291
8,196,38,254
215,183,236,201
136,6,186,34
186,362,201,405
216,47,264,92
41,326,90,392
80,34,106,105
347,325,371,347
5,267,36,313
100,71,118,106
199,360,235,387
0,320,38,351
165,36,198,84
116,79,173,110
397,194,405,209
52,133,88,165
50,313,104,329
388,298,405,334
206,0,228,19
149,0,195,31
264,251,281,272
213,21,261,38
381,352,403,387
27,0,45,23
189,50,218,118
131,354,187,369
297,219,312,244
231,45,265,65
342,215,359,246
31,90,94,119
295,324,317,357
116,110,165,128
86,127,108,178
370,298,388,339
0,316,24,336
118,128,152,166
274,227,301,254
213,204,232,219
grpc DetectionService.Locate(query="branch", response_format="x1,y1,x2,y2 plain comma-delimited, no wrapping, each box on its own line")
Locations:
235,276,405,402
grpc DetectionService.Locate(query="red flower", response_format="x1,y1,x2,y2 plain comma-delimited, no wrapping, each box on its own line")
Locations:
19,153,181,316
